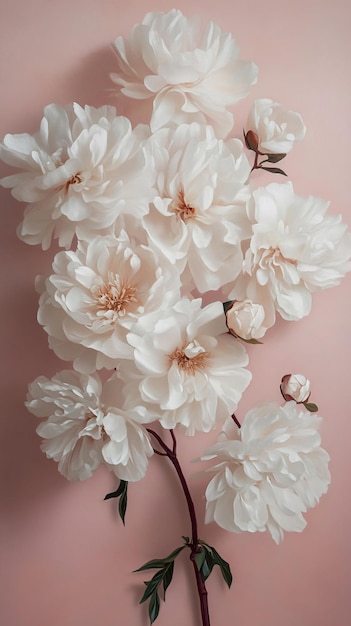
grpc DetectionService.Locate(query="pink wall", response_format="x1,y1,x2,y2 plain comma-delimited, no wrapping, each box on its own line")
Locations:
1,1,350,625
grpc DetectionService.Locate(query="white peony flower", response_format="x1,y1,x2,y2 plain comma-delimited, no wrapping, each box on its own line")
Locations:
280,374,311,403
0,103,154,249
203,401,330,544
245,99,306,154
27,370,106,481
225,299,266,341
26,370,154,482
143,123,251,292
37,233,181,372
227,182,351,323
122,298,251,435
111,9,257,138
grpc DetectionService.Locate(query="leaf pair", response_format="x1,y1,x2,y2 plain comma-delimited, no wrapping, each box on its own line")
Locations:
104,480,128,525
134,546,186,623
195,542,233,588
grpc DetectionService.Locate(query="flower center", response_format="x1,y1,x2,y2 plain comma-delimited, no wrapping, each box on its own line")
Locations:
65,173,83,191
172,189,196,222
96,278,138,316
169,341,209,374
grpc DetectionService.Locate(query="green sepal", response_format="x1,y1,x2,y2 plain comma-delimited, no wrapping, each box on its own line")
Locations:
223,300,234,314
243,129,259,152
303,401,319,412
104,479,128,525
239,336,263,345
264,152,287,163
259,166,287,176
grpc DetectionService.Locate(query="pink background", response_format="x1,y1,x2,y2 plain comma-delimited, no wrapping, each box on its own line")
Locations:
1,1,351,625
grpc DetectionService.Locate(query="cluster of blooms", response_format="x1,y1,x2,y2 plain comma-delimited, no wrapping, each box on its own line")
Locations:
2,9,349,543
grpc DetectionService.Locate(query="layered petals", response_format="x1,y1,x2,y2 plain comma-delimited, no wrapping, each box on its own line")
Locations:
111,9,257,138
203,401,330,543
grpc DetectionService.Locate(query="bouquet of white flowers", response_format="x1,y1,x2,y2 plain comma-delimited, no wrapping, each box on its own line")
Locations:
1,9,350,626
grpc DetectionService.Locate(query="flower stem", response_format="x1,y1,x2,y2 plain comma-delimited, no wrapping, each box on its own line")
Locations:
147,428,211,626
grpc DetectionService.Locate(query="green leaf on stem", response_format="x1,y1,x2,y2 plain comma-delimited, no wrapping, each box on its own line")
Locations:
303,401,319,412
197,542,233,588
134,546,185,572
259,166,287,176
104,479,128,525
135,545,186,624
149,591,160,624
264,152,286,163
210,546,233,588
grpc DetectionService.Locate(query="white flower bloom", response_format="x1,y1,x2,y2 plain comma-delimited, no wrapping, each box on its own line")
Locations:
228,182,351,323
203,401,330,543
37,233,181,372
280,374,311,403
26,370,154,482
0,103,153,249
225,300,266,341
102,405,154,482
245,99,306,154
122,298,251,435
111,9,257,138
143,123,251,292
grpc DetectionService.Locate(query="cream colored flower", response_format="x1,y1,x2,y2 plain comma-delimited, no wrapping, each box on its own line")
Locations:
143,123,251,292
280,374,311,403
203,401,330,543
0,103,153,249
245,98,306,154
111,9,257,138
37,234,181,372
225,300,266,341
228,182,351,324
27,370,154,482
122,298,251,435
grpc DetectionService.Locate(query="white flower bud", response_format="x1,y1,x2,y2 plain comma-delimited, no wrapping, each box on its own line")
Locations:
280,373,311,403
245,98,306,154
226,299,266,341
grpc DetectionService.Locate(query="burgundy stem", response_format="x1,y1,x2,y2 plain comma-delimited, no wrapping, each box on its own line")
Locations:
147,428,211,626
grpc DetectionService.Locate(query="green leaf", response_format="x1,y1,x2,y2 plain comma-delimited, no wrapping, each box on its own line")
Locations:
211,547,233,588
140,571,164,603
162,561,174,597
104,480,128,525
103,479,127,500
198,542,233,588
134,546,185,572
182,536,190,544
259,166,287,176
195,547,206,572
135,544,185,623
199,547,215,583
149,591,160,624
265,152,286,163
118,481,128,525
304,402,319,412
